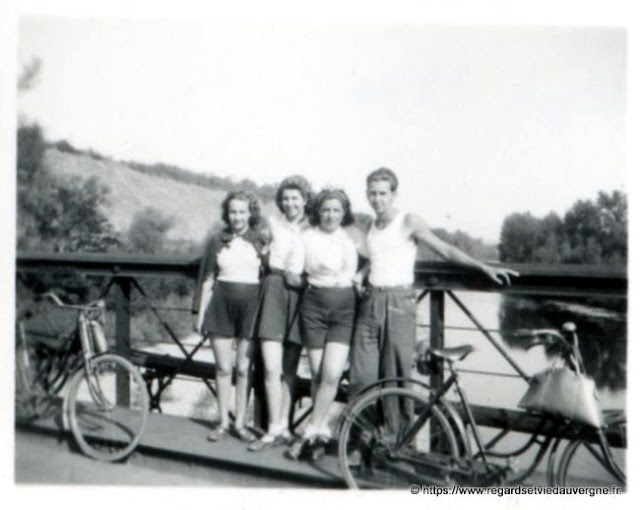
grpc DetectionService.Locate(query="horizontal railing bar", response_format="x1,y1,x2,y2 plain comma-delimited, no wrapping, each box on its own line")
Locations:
16,251,627,297
16,251,627,277
417,323,502,333
16,251,200,278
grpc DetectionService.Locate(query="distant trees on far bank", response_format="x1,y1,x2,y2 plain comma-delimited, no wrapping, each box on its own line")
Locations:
499,191,627,265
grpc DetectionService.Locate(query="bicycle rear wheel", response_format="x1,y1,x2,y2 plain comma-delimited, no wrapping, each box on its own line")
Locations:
67,354,149,462
556,432,625,488
15,341,46,419
338,387,460,489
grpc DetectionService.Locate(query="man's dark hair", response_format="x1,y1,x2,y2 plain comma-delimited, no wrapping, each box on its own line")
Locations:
366,167,399,192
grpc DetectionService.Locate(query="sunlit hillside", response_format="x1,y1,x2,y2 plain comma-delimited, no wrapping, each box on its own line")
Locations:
41,148,276,244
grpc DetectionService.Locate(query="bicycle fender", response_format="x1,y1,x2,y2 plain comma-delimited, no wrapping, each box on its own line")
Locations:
439,398,472,456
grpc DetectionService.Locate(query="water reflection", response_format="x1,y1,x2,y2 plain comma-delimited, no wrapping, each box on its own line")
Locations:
499,295,626,391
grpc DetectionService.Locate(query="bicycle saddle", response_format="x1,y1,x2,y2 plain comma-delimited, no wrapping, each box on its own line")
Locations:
429,345,475,362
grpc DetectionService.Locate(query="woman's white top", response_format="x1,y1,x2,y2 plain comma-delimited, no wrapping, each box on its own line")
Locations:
216,236,262,284
367,211,417,287
267,215,307,274
302,227,358,288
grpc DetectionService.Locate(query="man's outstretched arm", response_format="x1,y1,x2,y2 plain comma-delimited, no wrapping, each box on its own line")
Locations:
405,213,519,285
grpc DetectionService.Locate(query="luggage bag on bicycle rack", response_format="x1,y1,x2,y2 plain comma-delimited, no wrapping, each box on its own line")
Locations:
518,367,602,428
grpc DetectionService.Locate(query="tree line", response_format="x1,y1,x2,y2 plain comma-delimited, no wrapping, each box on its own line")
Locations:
498,191,627,265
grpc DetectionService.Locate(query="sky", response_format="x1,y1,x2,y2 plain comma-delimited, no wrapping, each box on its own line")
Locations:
15,16,627,243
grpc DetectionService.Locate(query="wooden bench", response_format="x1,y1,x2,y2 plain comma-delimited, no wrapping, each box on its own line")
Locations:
129,349,217,380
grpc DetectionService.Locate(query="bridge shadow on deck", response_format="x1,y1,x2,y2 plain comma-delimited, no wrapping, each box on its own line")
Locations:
16,407,345,488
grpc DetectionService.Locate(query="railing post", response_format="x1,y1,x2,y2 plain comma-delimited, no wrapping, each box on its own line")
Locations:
114,276,131,406
428,290,446,453
429,290,445,390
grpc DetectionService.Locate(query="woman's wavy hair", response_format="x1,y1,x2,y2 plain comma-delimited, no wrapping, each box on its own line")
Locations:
221,190,262,228
310,188,355,227
275,175,314,217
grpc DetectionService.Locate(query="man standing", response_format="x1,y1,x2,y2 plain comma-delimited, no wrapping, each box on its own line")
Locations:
349,167,518,395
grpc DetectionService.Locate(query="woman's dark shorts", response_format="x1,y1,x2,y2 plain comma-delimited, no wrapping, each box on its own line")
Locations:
255,272,303,345
202,281,260,338
300,286,356,349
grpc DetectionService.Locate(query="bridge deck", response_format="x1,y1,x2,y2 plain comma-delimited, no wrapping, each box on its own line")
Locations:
17,407,344,488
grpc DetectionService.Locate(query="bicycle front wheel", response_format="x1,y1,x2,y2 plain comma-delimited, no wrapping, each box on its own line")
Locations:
338,387,460,489
67,354,149,462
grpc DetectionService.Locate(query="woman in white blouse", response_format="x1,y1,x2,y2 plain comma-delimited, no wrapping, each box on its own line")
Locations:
249,176,313,451
287,189,360,459
193,191,268,442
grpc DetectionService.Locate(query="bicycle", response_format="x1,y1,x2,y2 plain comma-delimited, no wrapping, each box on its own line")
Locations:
337,323,626,489
15,292,149,462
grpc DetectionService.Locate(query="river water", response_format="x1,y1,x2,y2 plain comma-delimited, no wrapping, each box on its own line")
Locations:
414,292,626,411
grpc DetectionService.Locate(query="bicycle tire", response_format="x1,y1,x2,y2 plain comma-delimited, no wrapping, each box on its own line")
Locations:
556,433,626,488
338,387,460,489
15,341,44,419
15,341,37,394
67,354,149,462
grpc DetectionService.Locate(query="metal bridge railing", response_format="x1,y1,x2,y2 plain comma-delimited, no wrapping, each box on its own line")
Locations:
16,251,627,428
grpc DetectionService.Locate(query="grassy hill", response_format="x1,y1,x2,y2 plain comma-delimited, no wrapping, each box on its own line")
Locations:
38,146,496,259
42,148,276,244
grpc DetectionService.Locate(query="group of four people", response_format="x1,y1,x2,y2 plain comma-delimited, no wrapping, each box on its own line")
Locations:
192,167,516,458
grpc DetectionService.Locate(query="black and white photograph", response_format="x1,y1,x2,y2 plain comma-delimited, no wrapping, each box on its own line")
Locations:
2,0,636,505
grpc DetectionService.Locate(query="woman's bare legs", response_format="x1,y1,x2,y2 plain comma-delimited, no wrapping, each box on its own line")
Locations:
306,343,350,435
280,341,302,434
234,337,254,429
211,337,234,429
286,342,349,458
261,339,284,435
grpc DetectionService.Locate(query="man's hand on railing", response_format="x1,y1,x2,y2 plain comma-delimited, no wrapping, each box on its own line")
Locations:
481,264,519,286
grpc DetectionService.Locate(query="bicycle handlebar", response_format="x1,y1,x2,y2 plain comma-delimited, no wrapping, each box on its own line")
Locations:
41,292,105,312
509,322,579,354
519,329,566,344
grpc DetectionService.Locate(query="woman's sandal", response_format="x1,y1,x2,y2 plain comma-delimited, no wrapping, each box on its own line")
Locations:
286,435,327,461
247,433,288,452
232,425,257,443
285,436,309,460
207,425,229,442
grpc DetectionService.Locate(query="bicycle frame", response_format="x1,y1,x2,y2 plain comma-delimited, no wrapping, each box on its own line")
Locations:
56,302,112,430
376,357,566,486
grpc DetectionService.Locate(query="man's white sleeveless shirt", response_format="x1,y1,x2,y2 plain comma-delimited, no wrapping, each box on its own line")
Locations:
367,211,417,287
